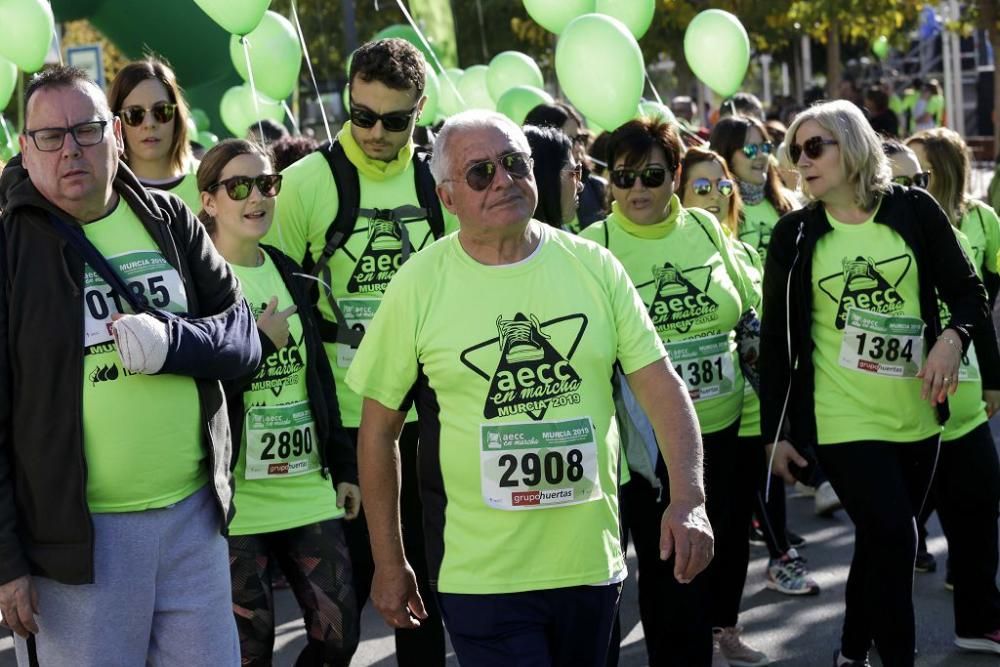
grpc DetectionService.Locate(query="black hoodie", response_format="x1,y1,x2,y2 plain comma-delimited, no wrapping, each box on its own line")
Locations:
0,156,260,585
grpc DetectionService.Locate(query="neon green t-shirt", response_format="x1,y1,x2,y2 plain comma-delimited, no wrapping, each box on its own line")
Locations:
581,200,754,434
731,240,764,438
265,129,458,427
82,200,206,512
811,208,939,445
229,252,341,535
738,200,780,263
346,222,667,594
141,165,201,214
940,228,989,441
958,200,1000,277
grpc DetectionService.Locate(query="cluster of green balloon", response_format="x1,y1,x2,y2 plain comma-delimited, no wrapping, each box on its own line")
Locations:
872,36,890,61
0,55,16,110
373,24,443,72
0,0,55,73
556,14,644,132
457,65,495,111
436,68,464,121
497,86,553,125
637,99,676,125
684,10,749,98
523,0,595,34
219,84,284,138
594,0,655,39
188,108,218,148
192,0,270,37
229,11,302,101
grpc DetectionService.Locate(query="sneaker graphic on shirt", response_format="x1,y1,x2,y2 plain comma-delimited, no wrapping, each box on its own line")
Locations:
460,312,587,421
816,254,912,329
644,262,719,335
347,214,416,294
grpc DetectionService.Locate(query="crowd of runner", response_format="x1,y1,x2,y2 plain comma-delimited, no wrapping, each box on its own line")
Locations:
0,34,998,667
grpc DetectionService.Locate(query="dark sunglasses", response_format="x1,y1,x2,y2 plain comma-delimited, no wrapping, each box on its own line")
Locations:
462,151,534,191
350,105,417,132
207,174,283,200
892,171,931,189
611,166,668,190
741,142,773,159
690,178,735,197
789,136,839,163
119,102,177,127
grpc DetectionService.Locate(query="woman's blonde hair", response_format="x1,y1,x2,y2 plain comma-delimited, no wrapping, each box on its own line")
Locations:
906,127,971,224
786,99,892,210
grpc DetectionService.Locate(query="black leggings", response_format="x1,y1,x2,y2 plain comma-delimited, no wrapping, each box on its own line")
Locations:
343,422,446,666
818,436,938,666
228,519,359,666
927,422,1000,636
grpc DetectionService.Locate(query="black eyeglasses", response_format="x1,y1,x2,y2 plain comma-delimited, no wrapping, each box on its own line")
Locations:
562,163,583,179
24,120,109,152
610,166,669,190
457,151,534,191
119,102,177,127
207,174,283,200
789,136,839,163
350,105,417,133
690,178,735,197
892,172,931,189
742,142,773,159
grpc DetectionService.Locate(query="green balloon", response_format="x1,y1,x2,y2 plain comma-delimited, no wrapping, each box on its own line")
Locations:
684,10,749,98
497,86,554,125
637,99,676,125
193,0,270,36
457,65,495,111
0,55,16,109
556,14,644,132
198,131,219,149
419,62,440,127
219,84,284,138
872,36,889,60
373,24,440,70
190,108,211,132
230,11,301,100
185,115,198,138
0,0,54,72
524,0,596,34
437,68,464,118
487,51,544,102
585,117,606,135
595,0,655,40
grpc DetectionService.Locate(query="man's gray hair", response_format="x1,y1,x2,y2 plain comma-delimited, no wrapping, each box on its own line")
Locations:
430,110,531,185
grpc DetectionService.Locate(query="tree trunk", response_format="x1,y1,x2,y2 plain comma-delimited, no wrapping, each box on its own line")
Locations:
826,24,842,99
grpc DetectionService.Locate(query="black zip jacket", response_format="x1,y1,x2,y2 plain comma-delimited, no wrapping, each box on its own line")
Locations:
225,244,357,488
759,185,993,451
0,157,261,585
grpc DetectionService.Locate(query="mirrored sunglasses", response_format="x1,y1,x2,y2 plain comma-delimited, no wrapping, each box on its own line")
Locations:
464,151,534,191
741,142,773,159
892,172,931,189
207,174,283,201
691,178,735,197
119,102,177,127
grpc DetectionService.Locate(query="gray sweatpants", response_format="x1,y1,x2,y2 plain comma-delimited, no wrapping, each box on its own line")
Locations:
14,485,239,667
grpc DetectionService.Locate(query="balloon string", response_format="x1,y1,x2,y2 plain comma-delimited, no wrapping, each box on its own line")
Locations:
48,2,63,66
645,69,706,146
644,70,663,105
241,37,266,142
282,101,300,134
291,0,333,144
393,0,465,106
0,114,13,152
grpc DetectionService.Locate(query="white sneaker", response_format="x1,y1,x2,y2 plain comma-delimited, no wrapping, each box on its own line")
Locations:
712,632,731,667
815,481,842,517
793,481,817,497
717,626,770,666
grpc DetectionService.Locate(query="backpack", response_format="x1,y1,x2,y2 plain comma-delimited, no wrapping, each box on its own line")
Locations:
307,140,446,346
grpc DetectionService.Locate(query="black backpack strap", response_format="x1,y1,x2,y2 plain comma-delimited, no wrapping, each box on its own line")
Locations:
413,147,445,240
686,209,722,253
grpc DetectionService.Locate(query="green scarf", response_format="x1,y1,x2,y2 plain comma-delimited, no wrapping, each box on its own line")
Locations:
338,121,414,181
608,195,681,239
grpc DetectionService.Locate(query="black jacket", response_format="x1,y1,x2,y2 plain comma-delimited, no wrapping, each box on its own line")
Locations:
759,185,993,451
225,245,357,487
0,157,261,585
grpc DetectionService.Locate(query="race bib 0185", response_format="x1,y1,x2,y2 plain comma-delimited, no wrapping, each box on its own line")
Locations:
480,417,602,511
